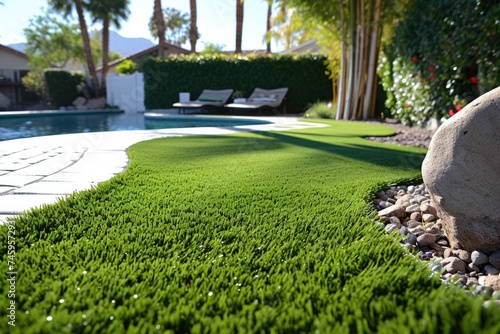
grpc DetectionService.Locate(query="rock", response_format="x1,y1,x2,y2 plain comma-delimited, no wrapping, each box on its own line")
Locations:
420,202,438,216
395,195,412,207
422,87,500,253
402,233,417,245
417,233,436,247
407,220,421,228
422,213,437,222
410,212,422,222
85,97,107,110
444,248,454,258
389,216,402,227
484,265,500,276
405,204,421,213
468,263,481,273
489,250,500,269
479,276,500,291
378,205,406,219
471,250,489,266
384,223,399,234
441,257,467,274
75,105,89,110
73,96,86,106
456,249,472,264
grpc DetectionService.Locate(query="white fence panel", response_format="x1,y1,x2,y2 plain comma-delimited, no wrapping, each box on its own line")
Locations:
106,73,145,113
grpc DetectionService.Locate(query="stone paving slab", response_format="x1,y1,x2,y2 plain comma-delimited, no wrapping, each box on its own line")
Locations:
43,172,118,183
0,194,64,214
0,162,32,171
0,186,15,194
9,154,76,176
0,174,43,187
11,181,94,195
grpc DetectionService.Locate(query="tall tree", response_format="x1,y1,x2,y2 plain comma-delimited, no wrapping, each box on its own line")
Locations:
88,0,130,96
189,0,198,53
49,0,100,97
23,11,83,69
150,7,189,47
153,0,166,58
265,0,272,53
235,0,244,53
289,0,389,120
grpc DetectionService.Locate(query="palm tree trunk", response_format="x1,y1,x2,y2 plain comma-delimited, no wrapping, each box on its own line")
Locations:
266,0,272,54
189,0,197,53
75,2,100,97
236,0,244,53
154,0,166,58
101,17,110,97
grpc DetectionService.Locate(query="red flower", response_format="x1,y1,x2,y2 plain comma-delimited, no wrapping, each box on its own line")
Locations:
412,56,418,62
470,76,478,84
429,73,435,80
456,105,462,111
405,101,412,107
427,66,434,72
449,109,455,116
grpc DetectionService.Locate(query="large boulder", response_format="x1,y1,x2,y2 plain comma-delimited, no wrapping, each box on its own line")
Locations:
422,87,500,253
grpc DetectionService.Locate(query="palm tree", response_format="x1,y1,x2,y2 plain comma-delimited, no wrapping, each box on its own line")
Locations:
265,0,272,53
154,0,166,58
189,0,198,53
88,0,130,96
49,0,100,97
235,0,244,53
150,8,190,46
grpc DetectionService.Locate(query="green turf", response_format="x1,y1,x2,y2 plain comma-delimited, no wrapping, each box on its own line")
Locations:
2,120,499,333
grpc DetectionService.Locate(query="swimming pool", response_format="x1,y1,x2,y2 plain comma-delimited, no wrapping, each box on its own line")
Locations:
0,110,272,141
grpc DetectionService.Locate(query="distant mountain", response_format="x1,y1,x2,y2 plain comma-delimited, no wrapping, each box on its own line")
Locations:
7,30,155,58
107,30,155,57
7,43,25,53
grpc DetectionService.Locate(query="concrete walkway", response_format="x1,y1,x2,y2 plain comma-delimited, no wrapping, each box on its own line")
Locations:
0,116,325,223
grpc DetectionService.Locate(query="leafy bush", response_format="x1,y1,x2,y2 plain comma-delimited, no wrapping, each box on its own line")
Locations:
44,69,86,107
379,0,500,125
21,70,47,104
142,54,333,114
116,59,137,75
303,101,336,119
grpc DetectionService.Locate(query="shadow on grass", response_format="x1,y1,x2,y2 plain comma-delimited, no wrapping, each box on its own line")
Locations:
257,131,426,170
140,128,426,171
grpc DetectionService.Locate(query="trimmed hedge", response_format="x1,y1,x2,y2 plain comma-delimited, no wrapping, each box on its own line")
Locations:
142,54,333,114
44,69,86,108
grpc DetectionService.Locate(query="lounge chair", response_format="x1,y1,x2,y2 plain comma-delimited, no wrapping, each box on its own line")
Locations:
173,89,234,114
225,87,288,115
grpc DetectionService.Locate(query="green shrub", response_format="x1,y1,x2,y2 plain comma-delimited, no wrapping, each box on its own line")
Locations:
44,69,86,107
379,0,500,126
303,101,336,119
142,54,333,114
116,59,137,75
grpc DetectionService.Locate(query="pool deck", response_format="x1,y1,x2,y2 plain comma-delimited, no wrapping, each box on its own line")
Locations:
0,114,326,223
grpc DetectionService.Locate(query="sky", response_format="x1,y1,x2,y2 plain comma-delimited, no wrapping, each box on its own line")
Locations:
0,0,277,52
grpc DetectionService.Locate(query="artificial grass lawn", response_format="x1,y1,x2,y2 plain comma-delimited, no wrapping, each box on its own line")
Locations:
2,120,500,333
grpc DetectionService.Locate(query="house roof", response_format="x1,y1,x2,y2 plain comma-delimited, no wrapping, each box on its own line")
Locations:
97,42,190,72
282,39,323,54
0,44,30,60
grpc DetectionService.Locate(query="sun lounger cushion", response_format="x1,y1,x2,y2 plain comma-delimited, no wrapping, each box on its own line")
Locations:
198,95,224,102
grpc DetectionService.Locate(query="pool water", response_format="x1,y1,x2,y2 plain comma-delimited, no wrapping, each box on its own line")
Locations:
0,112,271,141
